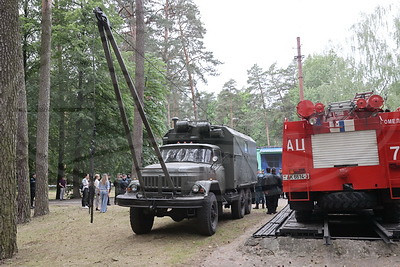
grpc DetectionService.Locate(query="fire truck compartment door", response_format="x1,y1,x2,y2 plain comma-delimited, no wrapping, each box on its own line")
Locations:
311,130,379,168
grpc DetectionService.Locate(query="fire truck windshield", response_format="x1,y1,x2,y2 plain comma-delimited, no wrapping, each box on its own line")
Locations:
161,147,213,163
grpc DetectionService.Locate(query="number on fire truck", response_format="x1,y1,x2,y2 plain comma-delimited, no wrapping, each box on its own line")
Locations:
390,146,400,161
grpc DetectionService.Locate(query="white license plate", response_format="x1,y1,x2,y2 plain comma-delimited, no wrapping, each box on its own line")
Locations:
283,173,310,180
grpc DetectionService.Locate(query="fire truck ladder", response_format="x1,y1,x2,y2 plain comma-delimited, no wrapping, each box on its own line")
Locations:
253,205,400,245
388,162,400,199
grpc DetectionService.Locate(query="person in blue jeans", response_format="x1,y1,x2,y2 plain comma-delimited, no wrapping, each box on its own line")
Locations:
99,173,110,213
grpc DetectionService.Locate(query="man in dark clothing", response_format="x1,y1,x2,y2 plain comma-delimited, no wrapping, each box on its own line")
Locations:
263,168,283,214
120,174,129,193
255,170,265,209
114,174,122,204
30,174,36,208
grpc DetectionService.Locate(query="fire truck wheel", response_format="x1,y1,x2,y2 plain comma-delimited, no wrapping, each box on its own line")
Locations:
231,189,245,219
294,210,313,223
130,207,154,235
197,192,218,236
318,191,377,211
245,188,252,215
383,201,400,223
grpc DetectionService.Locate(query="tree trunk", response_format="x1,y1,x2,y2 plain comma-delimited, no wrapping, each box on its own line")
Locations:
0,0,22,258
16,75,31,224
34,0,52,217
132,0,145,178
56,44,66,199
257,80,270,146
72,74,84,198
179,24,198,120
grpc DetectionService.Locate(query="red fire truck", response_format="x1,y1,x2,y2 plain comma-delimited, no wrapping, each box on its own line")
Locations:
282,92,400,222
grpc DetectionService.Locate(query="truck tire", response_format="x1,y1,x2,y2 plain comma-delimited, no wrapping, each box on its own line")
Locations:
318,191,377,211
130,207,154,235
245,188,252,215
231,189,245,219
197,192,218,236
383,201,400,223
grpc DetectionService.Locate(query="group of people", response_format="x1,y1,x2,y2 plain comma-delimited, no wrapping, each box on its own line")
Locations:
255,167,283,214
81,173,112,212
80,173,133,212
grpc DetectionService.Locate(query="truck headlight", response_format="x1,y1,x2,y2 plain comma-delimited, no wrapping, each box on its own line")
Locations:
192,184,200,193
131,184,138,192
192,184,205,194
127,183,139,192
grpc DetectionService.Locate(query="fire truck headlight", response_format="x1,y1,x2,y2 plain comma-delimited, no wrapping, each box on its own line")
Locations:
309,117,317,125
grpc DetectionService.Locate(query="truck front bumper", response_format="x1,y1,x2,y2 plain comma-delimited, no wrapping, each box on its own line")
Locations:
116,193,206,209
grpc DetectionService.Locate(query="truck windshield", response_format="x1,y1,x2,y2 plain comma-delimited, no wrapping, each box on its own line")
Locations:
161,147,213,163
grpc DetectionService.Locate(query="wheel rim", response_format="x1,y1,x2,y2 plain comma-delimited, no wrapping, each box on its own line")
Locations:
240,190,245,212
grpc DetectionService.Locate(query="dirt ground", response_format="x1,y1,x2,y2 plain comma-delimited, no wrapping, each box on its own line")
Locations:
1,197,268,266
201,199,400,267
3,198,400,266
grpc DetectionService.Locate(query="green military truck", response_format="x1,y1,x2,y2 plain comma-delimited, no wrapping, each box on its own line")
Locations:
117,120,257,236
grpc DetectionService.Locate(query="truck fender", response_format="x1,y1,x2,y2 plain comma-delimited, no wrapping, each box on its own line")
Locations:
195,180,222,196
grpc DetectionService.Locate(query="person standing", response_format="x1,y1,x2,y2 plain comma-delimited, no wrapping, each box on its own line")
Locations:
107,174,112,206
120,174,129,193
255,170,265,209
99,173,110,213
81,174,90,208
30,174,36,209
94,174,100,211
114,174,122,204
58,177,67,200
263,168,283,214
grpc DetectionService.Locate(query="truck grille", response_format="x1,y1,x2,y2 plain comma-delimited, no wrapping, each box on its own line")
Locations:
142,176,183,191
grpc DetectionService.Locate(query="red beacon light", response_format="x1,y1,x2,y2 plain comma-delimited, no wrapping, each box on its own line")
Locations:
367,94,384,109
314,102,325,114
356,98,367,109
296,100,315,119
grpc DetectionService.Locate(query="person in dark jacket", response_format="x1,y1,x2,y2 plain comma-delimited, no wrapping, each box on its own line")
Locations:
263,168,283,214
255,170,265,209
30,174,36,209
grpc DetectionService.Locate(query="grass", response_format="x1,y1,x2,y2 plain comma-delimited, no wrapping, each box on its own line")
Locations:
2,202,269,266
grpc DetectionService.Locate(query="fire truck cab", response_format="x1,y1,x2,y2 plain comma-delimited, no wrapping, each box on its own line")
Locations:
282,92,400,222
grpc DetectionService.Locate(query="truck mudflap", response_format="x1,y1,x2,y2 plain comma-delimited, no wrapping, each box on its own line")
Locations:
116,193,206,209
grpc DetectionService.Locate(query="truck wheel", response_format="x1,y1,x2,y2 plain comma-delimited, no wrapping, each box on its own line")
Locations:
383,201,400,223
130,207,154,235
197,192,218,236
231,189,245,219
245,188,252,215
318,191,377,211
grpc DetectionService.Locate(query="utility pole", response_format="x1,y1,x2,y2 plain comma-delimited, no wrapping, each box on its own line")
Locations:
295,37,304,101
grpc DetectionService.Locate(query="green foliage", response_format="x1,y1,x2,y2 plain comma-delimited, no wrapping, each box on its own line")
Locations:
20,0,400,184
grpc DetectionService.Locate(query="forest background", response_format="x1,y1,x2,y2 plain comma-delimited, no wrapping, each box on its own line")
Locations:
21,0,400,188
